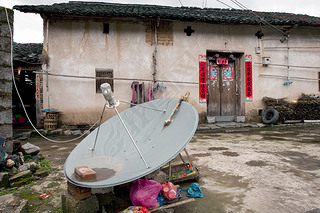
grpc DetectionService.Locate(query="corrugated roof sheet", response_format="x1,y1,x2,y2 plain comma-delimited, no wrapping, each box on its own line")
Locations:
13,1,320,26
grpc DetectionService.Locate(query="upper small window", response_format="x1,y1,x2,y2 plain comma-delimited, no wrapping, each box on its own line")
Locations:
103,23,109,34
96,69,113,93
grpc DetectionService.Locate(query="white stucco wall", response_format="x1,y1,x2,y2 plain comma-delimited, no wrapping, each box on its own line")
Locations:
42,18,320,124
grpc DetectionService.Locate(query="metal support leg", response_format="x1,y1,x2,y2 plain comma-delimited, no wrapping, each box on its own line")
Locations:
90,103,107,152
114,107,149,169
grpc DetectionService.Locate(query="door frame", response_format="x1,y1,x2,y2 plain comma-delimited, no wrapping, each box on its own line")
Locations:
206,50,245,122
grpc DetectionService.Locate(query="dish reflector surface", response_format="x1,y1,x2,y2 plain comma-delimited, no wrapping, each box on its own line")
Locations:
64,99,198,188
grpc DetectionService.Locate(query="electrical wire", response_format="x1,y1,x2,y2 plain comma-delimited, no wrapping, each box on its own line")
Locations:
177,0,183,7
216,0,235,9
225,0,287,35
5,8,100,143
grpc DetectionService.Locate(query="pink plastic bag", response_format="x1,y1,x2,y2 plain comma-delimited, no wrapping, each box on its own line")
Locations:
130,179,162,207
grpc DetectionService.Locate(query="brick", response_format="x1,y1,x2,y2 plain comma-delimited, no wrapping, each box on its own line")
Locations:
67,181,92,200
75,166,96,180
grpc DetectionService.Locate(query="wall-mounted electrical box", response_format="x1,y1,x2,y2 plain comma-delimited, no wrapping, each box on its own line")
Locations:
255,46,261,55
262,57,271,66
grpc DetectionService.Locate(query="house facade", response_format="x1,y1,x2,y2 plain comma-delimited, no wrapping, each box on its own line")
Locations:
14,2,320,125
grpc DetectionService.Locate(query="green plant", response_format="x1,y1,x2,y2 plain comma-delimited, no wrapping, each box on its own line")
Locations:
39,160,53,172
0,185,31,196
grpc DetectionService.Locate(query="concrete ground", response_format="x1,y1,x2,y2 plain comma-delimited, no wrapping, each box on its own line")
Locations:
176,123,320,213
5,123,320,212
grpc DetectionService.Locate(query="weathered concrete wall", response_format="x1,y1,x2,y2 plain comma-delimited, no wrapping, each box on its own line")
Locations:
0,7,13,153
43,17,320,124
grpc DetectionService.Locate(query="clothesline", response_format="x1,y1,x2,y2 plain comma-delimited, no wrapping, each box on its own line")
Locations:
33,71,208,85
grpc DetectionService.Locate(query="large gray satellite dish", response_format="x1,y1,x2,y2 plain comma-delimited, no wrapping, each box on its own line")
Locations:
64,97,198,188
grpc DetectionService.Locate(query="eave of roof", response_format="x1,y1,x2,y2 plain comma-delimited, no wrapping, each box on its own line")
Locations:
13,1,320,27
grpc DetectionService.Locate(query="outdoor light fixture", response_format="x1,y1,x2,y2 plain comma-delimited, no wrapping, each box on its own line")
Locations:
100,83,119,108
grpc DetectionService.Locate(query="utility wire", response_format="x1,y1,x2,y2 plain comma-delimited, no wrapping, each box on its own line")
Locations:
216,0,235,9
5,8,100,143
222,0,287,35
178,0,183,7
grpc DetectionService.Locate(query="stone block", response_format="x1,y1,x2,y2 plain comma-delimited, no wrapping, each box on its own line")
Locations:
0,96,11,109
6,159,14,167
72,130,82,135
91,187,114,195
67,181,92,200
153,170,167,183
34,169,49,178
0,39,10,52
0,124,12,138
0,172,9,187
0,22,11,37
0,50,10,66
0,110,12,124
0,67,12,80
21,142,40,155
0,8,13,25
64,129,72,135
207,116,216,123
62,192,99,213
18,162,38,173
0,80,11,94
50,128,63,135
9,170,32,182
5,138,12,154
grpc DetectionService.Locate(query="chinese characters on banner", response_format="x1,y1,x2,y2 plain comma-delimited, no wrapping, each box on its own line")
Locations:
209,66,218,81
199,55,207,103
35,74,40,99
245,55,253,101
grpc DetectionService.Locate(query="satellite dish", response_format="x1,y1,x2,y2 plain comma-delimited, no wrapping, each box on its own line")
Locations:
64,98,198,188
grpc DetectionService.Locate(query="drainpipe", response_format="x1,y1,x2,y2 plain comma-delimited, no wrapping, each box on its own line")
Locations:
44,18,50,92
152,18,160,84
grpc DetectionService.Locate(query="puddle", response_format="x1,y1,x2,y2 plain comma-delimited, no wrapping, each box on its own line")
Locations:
222,151,239,157
246,160,267,167
208,147,229,151
278,151,320,171
72,168,116,182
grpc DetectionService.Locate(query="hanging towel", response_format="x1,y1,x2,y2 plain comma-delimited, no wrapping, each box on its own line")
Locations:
132,82,137,104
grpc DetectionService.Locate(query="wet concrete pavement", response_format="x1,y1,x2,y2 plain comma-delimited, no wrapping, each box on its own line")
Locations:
175,124,320,213
11,123,320,212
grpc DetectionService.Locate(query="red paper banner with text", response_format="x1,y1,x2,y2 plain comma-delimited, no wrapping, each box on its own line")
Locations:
245,55,253,101
199,55,207,103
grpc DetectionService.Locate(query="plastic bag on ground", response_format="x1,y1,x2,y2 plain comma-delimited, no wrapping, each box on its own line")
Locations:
130,179,162,207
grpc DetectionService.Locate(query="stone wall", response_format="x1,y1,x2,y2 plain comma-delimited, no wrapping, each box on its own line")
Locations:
0,7,13,153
